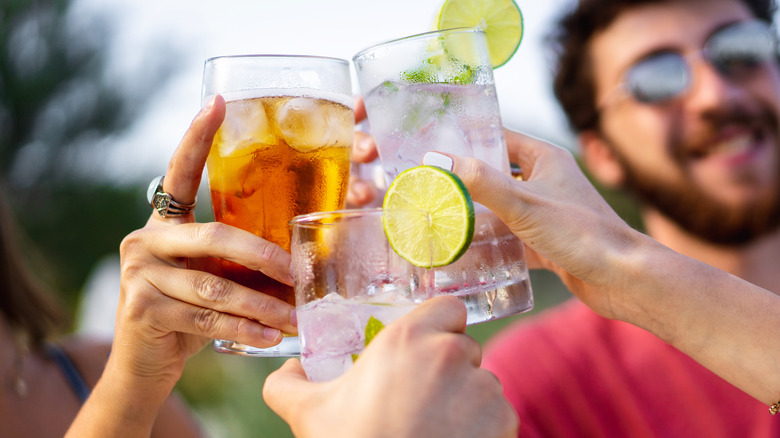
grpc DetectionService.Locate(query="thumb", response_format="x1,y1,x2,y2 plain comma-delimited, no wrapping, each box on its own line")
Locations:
398,295,468,334
262,359,317,420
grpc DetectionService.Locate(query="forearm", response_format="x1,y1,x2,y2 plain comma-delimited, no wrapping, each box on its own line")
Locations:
65,358,175,438
609,234,780,405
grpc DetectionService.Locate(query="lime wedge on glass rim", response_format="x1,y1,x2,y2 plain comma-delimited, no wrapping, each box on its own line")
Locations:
435,0,524,68
383,165,475,268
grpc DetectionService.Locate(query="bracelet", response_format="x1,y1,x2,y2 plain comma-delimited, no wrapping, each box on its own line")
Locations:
770,402,780,415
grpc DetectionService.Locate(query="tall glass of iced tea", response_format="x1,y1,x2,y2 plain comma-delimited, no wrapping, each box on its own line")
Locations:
202,55,353,356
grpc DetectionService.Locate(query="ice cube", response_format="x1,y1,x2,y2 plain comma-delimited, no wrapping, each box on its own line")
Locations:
299,293,418,382
277,97,331,152
299,293,363,381
324,103,354,148
301,354,352,383
425,112,471,157
218,99,274,157
299,293,363,356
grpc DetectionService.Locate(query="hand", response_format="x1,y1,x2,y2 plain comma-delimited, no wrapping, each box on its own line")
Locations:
112,95,297,396
263,296,518,438
347,98,380,207
436,129,644,319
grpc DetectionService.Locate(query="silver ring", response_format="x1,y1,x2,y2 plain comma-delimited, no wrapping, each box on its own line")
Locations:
147,175,197,217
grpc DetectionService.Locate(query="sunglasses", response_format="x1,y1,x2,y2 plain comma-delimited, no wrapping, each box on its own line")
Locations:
605,20,777,106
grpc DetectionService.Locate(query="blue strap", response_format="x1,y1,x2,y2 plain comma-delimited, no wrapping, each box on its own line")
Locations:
46,344,91,403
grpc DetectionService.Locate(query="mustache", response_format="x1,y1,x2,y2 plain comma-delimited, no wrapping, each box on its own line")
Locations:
670,103,779,163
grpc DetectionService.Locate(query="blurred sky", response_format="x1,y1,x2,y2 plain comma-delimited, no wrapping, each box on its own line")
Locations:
71,0,575,183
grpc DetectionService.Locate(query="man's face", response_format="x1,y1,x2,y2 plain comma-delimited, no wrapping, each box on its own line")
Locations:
588,0,780,245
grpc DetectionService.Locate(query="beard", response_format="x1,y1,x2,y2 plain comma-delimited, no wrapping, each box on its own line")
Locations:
606,106,780,246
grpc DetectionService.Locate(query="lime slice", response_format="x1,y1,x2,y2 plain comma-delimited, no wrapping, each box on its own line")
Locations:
383,165,475,267
436,0,524,68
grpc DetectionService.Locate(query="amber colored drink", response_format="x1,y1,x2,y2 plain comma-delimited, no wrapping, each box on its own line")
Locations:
206,91,353,304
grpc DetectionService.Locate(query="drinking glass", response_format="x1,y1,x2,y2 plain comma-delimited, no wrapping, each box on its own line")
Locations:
353,28,533,323
202,55,354,356
290,208,435,381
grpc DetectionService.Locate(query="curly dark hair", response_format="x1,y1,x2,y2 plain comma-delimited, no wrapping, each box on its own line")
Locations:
550,0,777,134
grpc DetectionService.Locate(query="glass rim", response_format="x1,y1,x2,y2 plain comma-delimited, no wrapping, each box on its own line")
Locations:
290,208,431,229
352,27,485,62
204,54,350,66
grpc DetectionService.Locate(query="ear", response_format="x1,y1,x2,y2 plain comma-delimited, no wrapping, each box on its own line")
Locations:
579,130,625,187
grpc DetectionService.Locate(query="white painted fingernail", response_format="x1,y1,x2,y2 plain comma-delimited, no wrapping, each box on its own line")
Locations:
423,152,454,171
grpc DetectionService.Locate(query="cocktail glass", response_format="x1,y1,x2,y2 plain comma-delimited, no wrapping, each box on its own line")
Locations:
353,28,533,323
202,55,354,356
290,208,434,382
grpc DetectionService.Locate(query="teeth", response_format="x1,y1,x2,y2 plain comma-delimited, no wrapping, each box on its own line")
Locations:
709,134,752,156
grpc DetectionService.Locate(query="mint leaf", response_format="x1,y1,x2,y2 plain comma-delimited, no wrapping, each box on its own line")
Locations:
451,65,474,84
401,67,435,83
382,80,399,93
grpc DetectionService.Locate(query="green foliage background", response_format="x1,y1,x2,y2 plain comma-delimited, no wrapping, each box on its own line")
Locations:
1,1,642,436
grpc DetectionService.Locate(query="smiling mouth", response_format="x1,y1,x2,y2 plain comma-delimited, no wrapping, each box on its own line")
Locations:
688,128,766,161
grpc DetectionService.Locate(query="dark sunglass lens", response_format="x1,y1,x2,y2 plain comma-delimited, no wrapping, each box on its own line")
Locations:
707,21,776,75
627,53,689,103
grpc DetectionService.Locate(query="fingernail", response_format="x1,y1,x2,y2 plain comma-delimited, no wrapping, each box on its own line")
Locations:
203,95,217,111
290,309,298,327
264,327,281,341
423,152,454,171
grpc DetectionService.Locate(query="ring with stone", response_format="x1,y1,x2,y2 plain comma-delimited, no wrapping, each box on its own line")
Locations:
146,175,197,217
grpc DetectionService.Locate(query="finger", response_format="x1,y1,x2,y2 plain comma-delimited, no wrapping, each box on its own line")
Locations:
400,295,468,334
129,222,293,285
163,95,226,209
354,96,367,123
123,282,285,347
503,129,566,181
346,175,378,207
140,262,296,334
353,131,379,163
423,151,520,226
263,359,318,420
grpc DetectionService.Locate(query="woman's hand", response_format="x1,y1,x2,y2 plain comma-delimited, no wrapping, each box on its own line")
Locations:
431,130,647,319
112,95,296,397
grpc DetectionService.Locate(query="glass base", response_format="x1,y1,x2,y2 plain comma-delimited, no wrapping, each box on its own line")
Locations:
213,336,300,357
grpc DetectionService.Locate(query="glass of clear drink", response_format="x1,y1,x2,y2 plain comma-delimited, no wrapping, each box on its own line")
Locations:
353,28,533,324
202,55,354,356
290,208,434,382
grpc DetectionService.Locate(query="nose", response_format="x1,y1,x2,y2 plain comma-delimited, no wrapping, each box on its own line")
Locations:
684,56,750,114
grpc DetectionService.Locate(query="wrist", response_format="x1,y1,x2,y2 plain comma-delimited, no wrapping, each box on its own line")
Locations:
602,231,697,336
595,229,669,321
104,351,180,401
66,359,175,438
